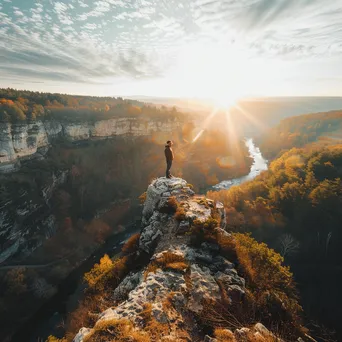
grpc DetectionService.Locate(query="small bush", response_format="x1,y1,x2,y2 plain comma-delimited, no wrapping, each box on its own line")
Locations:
144,251,188,279
155,251,187,269
139,192,147,204
84,255,128,291
174,206,186,221
165,261,188,271
159,196,179,214
214,328,235,341
83,318,150,342
167,196,178,211
190,218,219,246
195,198,210,208
46,336,67,342
122,233,140,255
144,263,160,279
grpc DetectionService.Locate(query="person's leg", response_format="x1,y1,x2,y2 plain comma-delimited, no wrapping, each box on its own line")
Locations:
169,160,173,177
166,160,172,178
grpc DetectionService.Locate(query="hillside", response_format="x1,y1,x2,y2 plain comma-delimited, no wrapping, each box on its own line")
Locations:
53,177,308,342
258,110,342,159
207,145,342,339
0,88,191,172
0,88,185,123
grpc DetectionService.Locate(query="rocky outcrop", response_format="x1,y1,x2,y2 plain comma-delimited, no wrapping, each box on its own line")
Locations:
0,117,183,172
73,178,285,342
0,169,68,263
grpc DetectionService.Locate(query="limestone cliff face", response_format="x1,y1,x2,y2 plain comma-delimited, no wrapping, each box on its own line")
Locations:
74,178,280,342
0,117,183,172
0,169,68,263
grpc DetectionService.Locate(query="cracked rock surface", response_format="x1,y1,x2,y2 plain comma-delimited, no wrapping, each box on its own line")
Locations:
74,177,282,342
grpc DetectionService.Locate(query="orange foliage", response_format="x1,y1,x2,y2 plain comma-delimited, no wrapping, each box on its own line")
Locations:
121,233,140,255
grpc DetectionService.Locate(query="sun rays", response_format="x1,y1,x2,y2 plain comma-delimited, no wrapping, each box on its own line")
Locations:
187,96,270,171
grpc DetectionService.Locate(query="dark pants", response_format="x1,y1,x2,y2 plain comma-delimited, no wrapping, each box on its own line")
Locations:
166,159,172,177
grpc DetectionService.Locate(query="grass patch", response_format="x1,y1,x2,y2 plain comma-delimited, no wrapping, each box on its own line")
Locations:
214,328,235,341
83,318,150,342
144,251,188,279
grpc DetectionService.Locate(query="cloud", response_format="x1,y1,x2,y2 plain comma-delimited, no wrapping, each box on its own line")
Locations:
78,0,89,8
13,10,23,16
0,3,163,86
82,23,98,30
54,2,74,25
1,0,342,93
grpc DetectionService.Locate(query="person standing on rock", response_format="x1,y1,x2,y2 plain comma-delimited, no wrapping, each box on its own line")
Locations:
164,140,174,179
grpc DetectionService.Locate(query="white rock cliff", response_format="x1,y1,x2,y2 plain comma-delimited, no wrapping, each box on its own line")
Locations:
0,117,183,172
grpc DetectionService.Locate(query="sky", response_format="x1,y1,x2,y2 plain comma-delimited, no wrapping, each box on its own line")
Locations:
1,0,342,99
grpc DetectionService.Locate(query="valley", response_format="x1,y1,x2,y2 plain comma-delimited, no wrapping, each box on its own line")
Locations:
1,89,342,342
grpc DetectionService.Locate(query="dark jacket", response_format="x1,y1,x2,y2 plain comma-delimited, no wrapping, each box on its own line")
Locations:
164,145,174,161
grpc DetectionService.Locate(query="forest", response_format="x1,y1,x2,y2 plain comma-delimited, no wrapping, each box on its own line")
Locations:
207,144,342,339
258,110,342,159
0,88,186,123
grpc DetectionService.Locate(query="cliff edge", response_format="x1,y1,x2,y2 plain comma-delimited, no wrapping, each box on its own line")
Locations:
73,177,303,342
0,117,183,172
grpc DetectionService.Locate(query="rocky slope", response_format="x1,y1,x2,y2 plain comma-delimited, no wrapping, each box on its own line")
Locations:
0,117,183,172
0,169,68,263
73,178,291,342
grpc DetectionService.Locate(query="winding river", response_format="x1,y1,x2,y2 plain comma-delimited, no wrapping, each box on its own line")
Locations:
213,138,268,190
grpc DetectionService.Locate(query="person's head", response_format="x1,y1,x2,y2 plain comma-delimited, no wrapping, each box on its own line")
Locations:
166,140,173,146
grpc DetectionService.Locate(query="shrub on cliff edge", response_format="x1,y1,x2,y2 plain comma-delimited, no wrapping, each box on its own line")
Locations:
83,254,128,292
219,232,303,337
122,233,140,255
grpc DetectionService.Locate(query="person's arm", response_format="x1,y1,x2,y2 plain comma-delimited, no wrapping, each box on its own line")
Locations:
171,148,174,160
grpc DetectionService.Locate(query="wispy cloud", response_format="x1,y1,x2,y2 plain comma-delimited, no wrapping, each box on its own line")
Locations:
1,0,342,95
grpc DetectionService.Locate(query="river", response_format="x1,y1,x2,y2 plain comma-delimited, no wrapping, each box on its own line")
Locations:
213,138,268,190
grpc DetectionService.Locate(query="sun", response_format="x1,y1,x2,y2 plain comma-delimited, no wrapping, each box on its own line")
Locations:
169,42,246,108
212,92,240,110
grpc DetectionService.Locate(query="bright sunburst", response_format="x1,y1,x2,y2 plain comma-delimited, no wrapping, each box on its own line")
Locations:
212,92,240,110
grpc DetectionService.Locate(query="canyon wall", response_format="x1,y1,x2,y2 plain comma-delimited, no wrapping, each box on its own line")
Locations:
0,116,185,263
0,169,68,263
0,117,183,172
